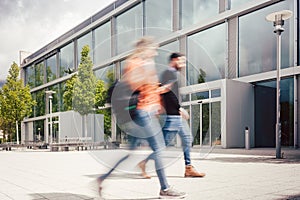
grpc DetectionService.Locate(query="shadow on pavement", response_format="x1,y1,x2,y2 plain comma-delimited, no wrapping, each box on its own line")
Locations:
29,192,95,200
201,156,300,164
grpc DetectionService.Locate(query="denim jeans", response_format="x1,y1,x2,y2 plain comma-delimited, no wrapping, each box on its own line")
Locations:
162,115,192,166
99,109,169,190
145,115,192,166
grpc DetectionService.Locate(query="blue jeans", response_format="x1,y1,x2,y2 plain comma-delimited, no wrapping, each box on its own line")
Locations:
99,109,169,190
146,115,192,166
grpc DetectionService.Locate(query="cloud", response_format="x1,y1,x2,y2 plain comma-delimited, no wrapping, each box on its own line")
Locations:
0,0,115,80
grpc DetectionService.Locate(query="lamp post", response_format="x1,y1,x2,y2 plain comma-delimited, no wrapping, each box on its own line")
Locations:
266,10,293,159
46,90,56,145
38,127,41,142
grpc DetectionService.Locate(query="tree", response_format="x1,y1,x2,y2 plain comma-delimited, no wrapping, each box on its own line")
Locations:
0,62,36,142
73,45,96,140
63,74,77,111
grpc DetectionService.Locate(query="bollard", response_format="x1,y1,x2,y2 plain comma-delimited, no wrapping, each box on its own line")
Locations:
245,127,250,150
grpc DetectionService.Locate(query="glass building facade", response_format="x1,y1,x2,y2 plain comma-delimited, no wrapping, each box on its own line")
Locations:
21,0,299,149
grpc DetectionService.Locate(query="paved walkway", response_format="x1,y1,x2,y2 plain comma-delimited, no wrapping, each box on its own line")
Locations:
0,147,299,200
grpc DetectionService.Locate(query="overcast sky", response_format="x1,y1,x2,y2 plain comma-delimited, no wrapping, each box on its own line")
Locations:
0,0,115,81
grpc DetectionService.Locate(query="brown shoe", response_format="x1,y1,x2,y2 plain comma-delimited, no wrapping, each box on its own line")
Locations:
138,160,151,179
184,165,206,178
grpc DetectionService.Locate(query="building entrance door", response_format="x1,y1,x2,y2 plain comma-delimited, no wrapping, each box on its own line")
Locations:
191,101,221,146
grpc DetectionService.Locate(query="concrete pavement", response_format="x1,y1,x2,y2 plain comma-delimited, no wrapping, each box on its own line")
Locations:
0,147,299,200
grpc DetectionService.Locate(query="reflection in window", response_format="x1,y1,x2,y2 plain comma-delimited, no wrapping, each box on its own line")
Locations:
77,32,93,66
229,0,251,9
181,94,190,102
34,89,45,117
116,4,143,55
181,0,219,29
187,24,225,85
94,22,111,65
46,55,57,83
211,89,221,98
156,41,179,77
47,85,59,113
60,42,74,77
145,0,172,37
256,78,294,146
35,62,44,87
239,0,294,77
26,65,35,88
59,82,67,112
191,91,209,100
94,65,115,88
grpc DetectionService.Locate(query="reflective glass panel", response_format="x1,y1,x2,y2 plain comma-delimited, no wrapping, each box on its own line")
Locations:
116,4,143,55
94,22,111,65
187,24,226,85
34,89,45,117
211,101,221,145
191,91,209,100
156,41,179,78
211,89,221,98
145,0,172,38
229,0,250,9
181,0,219,29
35,62,44,87
47,85,59,113
239,0,294,77
46,55,57,83
77,32,93,66
26,65,35,88
60,42,74,77
256,78,294,146
94,65,115,88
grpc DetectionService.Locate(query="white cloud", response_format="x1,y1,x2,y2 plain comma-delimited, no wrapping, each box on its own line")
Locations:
0,0,115,80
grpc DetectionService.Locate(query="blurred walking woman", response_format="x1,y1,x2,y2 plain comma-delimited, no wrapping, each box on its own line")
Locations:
97,37,186,199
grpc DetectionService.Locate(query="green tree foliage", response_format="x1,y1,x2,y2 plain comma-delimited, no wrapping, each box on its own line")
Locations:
73,45,96,139
0,62,36,142
198,69,206,84
73,45,96,115
63,74,77,111
94,79,106,109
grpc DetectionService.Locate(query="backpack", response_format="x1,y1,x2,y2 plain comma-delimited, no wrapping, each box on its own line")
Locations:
108,80,139,124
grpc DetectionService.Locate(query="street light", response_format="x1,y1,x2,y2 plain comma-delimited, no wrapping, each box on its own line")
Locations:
46,90,56,145
266,10,293,159
38,127,41,142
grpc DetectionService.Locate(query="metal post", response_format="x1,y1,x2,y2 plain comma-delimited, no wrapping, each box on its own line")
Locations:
266,10,293,159
275,30,282,158
49,95,53,145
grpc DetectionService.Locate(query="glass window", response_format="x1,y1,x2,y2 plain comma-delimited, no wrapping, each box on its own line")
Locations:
60,42,74,77
94,22,111,65
191,91,209,100
77,32,93,66
181,94,190,102
34,89,45,117
59,81,67,112
181,0,219,29
116,4,143,55
239,0,294,77
256,77,294,146
156,41,180,78
145,0,173,38
26,65,35,88
47,85,59,113
187,24,226,85
35,62,44,87
211,89,221,98
46,55,57,83
94,65,115,88
229,0,251,10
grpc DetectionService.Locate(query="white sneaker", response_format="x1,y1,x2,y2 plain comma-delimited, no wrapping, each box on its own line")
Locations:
159,186,187,199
